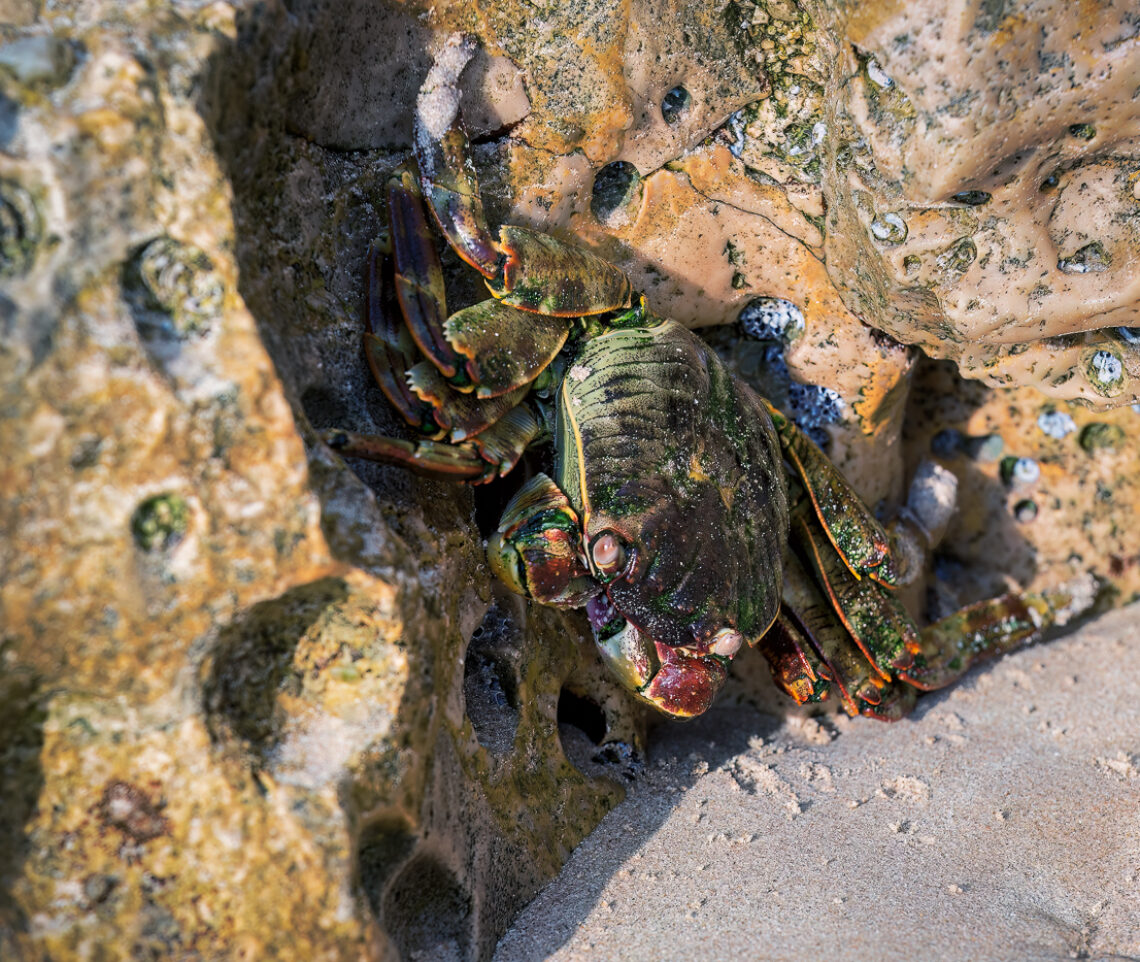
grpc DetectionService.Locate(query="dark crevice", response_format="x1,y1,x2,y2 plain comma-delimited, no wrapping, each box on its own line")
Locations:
0,665,46,953
357,815,418,922
557,688,607,745
464,604,523,757
383,853,472,962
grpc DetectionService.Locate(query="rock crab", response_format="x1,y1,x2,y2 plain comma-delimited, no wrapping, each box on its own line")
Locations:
324,36,1071,721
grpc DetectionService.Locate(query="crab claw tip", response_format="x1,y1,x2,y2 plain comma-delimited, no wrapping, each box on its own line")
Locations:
486,531,528,597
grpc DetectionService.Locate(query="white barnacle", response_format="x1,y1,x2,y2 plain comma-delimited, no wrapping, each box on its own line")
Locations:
866,58,894,89
569,364,591,382
1090,350,1123,385
1036,409,1076,439
1011,457,1040,485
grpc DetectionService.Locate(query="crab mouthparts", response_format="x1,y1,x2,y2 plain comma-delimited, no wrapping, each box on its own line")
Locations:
586,593,621,633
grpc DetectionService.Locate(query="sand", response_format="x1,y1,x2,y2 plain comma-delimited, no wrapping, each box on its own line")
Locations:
494,604,1140,962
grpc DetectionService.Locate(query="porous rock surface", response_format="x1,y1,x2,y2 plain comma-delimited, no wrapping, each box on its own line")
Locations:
1,2,1138,962
0,3,631,961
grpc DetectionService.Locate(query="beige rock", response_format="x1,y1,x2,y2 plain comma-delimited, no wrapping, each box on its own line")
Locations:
822,0,1140,407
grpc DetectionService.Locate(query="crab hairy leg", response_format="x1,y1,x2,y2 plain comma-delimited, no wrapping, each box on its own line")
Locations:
322,400,544,483
388,167,577,397
755,608,832,706
362,223,531,441
387,169,466,381
414,34,500,278
413,35,634,317
322,429,486,481
764,399,901,587
899,593,1049,691
781,549,904,715
361,236,444,435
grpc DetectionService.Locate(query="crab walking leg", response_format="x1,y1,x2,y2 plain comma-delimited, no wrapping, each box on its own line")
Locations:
322,401,545,483
414,34,501,279
413,36,634,317
754,609,832,705
322,430,487,481
387,168,466,381
781,548,900,715
794,514,918,678
362,237,444,435
899,593,1048,691
363,234,533,440
764,400,900,587
388,164,578,402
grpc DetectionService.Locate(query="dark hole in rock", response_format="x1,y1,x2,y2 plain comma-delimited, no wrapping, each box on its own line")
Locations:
557,688,607,745
131,493,190,553
472,469,533,540
661,84,692,124
590,161,643,229
0,93,17,150
737,296,805,342
951,190,990,206
122,238,224,380
590,741,643,782
464,604,521,756
557,689,644,782
383,853,471,962
1013,498,1038,523
0,178,43,280
357,815,418,921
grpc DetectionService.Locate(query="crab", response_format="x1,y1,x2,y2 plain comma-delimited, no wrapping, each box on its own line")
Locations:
323,36,1070,720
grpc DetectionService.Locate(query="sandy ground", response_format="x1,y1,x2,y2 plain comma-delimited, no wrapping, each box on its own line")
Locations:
494,604,1140,962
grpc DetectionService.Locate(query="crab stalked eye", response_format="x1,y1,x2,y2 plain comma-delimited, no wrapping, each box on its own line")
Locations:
590,530,627,577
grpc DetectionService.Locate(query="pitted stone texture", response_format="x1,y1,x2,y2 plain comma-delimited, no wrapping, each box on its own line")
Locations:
0,5,631,962
820,0,1140,408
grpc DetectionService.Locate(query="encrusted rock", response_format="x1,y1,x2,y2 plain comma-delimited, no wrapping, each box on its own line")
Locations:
3,1,1138,960
820,0,1140,408
0,5,636,961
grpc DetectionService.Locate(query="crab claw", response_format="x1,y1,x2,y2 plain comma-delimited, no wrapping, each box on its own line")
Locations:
639,641,731,719
589,593,738,719
488,474,600,606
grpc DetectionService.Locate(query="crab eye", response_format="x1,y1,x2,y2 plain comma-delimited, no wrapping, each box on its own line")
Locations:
590,531,627,576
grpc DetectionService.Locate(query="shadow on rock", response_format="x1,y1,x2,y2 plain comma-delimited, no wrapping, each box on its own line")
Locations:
903,357,1041,610
0,665,47,958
